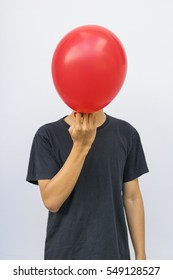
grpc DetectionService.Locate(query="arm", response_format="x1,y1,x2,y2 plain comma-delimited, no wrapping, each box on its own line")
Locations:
38,113,97,213
122,178,146,260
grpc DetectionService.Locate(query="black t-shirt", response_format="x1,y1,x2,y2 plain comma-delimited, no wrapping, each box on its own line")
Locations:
26,114,149,260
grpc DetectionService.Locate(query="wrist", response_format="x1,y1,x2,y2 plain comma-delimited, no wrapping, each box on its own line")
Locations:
73,143,91,155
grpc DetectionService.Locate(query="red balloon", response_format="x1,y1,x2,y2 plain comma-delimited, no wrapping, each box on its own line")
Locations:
52,25,127,113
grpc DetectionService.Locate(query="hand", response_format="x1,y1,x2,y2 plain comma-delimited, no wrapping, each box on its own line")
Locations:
68,113,97,151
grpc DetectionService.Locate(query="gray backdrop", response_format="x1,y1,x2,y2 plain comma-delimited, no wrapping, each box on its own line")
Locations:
1,0,173,259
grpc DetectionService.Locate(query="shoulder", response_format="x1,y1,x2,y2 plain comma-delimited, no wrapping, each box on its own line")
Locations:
107,114,138,137
33,117,67,143
35,118,65,136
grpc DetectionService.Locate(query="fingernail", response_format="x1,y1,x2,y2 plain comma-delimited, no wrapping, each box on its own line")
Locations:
74,112,77,118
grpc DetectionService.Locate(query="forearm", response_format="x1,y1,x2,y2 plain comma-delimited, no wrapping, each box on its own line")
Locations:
123,194,146,259
44,144,89,212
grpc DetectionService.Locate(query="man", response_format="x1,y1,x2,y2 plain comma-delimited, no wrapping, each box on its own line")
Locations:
26,109,149,260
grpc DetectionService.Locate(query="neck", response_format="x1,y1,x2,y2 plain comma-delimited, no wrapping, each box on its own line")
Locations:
64,109,106,127
91,109,106,126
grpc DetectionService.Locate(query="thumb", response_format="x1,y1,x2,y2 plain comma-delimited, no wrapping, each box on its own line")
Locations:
68,125,74,134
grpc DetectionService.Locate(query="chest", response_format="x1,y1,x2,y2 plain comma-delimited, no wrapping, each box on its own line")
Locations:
53,130,128,173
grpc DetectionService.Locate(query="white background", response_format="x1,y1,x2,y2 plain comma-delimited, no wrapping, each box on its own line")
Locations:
0,0,173,260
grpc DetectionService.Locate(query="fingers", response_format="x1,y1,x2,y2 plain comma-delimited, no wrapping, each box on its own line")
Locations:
88,113,96,127
74,112,96,129
75,112,83,128
83,114,89,129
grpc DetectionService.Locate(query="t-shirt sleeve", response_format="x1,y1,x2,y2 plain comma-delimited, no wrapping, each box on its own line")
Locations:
26,130,60,185
123,127,149,183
